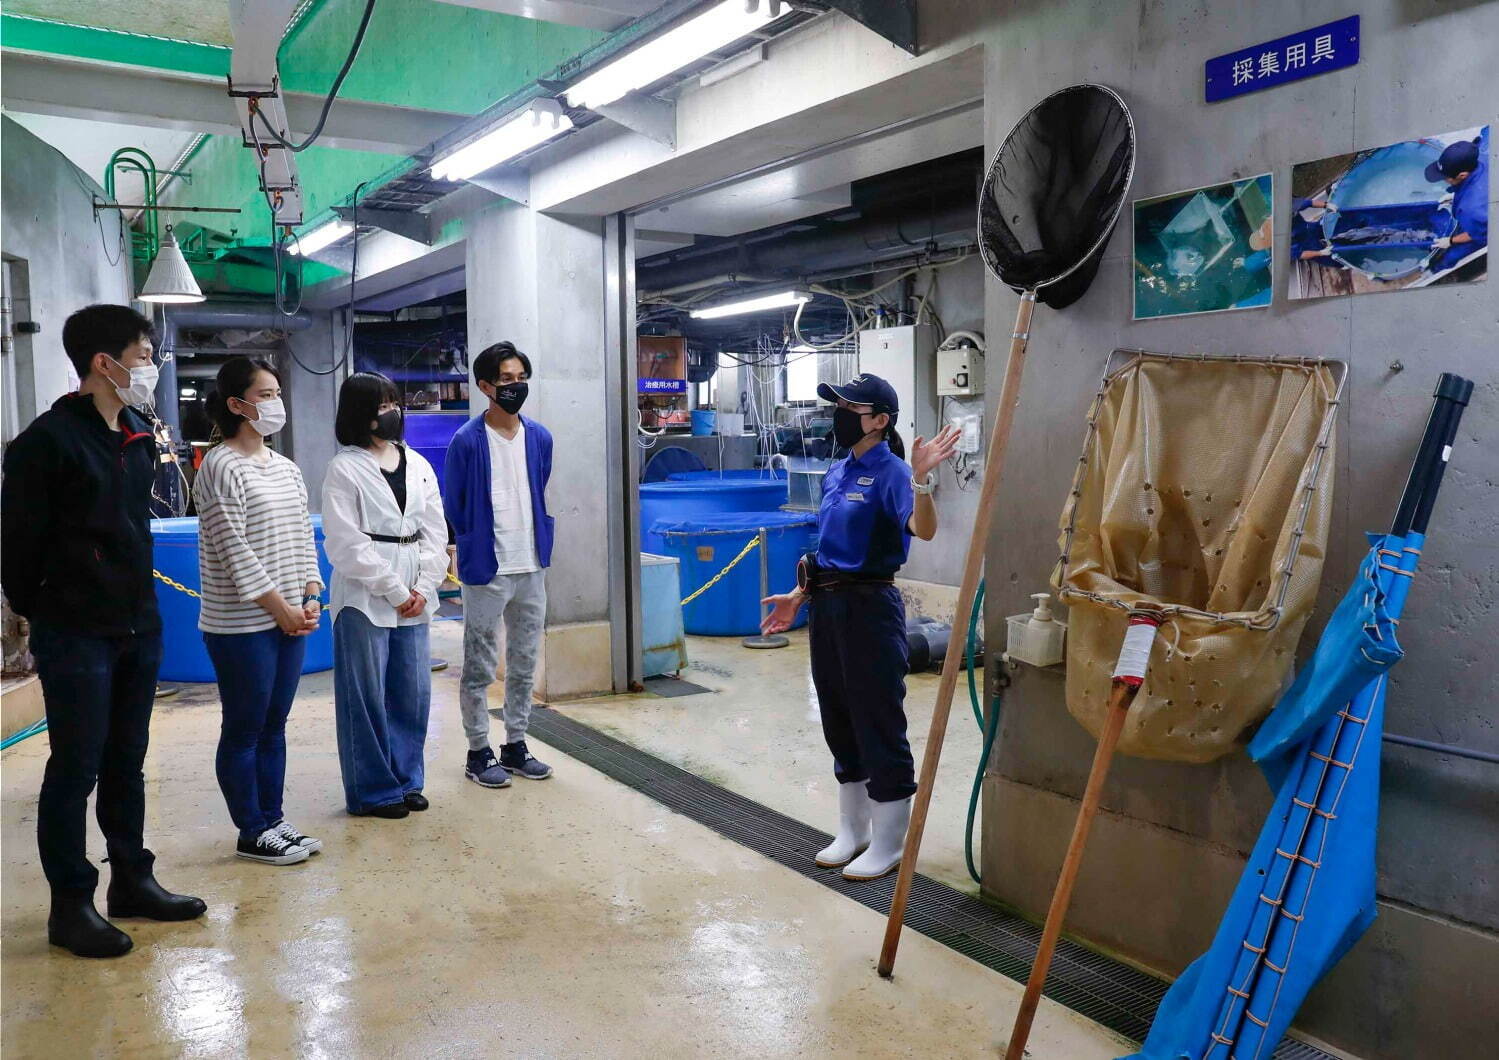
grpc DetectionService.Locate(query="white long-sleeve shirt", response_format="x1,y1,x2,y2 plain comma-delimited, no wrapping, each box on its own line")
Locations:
321,443,446,627
193,445,321,635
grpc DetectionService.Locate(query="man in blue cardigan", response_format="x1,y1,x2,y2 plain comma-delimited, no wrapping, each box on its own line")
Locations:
444,342,556,787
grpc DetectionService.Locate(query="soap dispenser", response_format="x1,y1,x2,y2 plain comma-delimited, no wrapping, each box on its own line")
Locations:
1005,592,1068,668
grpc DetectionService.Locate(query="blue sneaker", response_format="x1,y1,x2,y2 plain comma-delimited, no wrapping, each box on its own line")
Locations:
500,740,553,780
465,747,511,788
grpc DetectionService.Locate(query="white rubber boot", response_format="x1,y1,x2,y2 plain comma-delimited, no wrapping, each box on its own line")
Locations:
842,796,912,881
815,782,873,868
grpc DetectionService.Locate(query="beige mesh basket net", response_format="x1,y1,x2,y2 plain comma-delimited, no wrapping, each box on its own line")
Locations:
1053,350,1343,763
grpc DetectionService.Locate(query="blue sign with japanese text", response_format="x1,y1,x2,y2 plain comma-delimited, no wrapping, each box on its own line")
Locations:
1206,16,1359,102
638,378,687,394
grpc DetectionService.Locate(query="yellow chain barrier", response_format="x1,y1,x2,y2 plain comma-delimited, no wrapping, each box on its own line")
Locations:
680,535,761,607
152,569,202,599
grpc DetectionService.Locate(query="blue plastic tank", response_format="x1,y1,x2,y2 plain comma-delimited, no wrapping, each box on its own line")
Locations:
639,474,789,554
404,411,467,498
151,516,335,683
653,511,817,636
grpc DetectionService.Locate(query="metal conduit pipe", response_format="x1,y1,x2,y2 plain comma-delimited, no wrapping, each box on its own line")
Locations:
639,273,777,301
155,305,315,427
167,304,316,331
635,199,977,294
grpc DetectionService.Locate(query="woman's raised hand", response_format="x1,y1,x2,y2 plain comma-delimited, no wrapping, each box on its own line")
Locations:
910,424,963,481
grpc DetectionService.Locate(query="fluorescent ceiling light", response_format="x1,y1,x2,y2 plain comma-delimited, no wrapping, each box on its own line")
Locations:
566,0,777,110
289,219,352,257
788,343,817,353
691,290,811,320
431,101,573,182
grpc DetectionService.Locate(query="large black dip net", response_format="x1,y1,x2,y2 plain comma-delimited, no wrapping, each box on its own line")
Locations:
979,84,1136,309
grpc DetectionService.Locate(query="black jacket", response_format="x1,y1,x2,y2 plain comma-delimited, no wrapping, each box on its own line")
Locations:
2,392,162,637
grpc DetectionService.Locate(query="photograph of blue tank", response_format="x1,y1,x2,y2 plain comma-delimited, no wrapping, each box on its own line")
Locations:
1290,125,1488,300
1132,173,1274,320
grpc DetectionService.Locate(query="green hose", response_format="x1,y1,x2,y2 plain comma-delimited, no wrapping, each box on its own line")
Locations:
964,579,1003,885
1,717,48,751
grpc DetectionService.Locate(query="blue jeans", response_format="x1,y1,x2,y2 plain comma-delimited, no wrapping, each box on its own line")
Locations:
332,609,430,814
29,622,162,894
204,629,307,841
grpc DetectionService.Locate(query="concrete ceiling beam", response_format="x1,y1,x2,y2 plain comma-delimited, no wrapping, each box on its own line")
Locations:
431,0,658,32
0,51,467,155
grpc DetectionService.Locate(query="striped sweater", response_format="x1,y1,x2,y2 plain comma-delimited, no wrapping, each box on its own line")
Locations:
193,444,321,634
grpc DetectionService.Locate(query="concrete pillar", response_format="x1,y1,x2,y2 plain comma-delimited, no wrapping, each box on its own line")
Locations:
284,310,346,512
466,203,636,698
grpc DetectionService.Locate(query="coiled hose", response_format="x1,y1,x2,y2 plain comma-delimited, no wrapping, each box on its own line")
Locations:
965,579,1003,885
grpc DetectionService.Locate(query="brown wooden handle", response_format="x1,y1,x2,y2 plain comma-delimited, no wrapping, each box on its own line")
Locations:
878,290,1038,978
1004,680,1137,1060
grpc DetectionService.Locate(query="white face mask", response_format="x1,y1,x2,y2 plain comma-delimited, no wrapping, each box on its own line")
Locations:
108,357,159,408
242,396,287,437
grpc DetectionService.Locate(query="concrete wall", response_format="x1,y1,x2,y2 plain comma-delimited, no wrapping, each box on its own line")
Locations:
879,255,987,589
1,115,133,424
970,2,1499,1057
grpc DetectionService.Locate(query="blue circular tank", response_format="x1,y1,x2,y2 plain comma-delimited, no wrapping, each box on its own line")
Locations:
653,511,817,636
151,516,335,683
639,475,789,554
1324,139,1457,280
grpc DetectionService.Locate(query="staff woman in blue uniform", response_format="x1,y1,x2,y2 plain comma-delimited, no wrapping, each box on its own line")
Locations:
762,373,960,880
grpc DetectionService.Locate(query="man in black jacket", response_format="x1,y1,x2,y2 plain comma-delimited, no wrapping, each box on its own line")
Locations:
1,304,205,958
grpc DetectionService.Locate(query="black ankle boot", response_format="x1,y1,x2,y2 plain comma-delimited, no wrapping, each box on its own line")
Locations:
48,892,133,958
107,866,207,922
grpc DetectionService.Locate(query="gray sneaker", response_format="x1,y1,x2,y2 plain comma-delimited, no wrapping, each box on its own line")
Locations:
465,747,511,788
500,740,553,780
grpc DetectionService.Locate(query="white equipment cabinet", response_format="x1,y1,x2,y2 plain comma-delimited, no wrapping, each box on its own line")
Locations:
857,324,937,443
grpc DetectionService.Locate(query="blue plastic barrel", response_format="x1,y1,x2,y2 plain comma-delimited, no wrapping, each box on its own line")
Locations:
690,409,717,436
639,476,790,554
405,411,467,498
653,511,817,636
151,516,335,683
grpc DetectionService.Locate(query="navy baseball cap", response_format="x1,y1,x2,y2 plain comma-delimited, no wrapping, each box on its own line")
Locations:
817,373,899,414
1425,138,1480,182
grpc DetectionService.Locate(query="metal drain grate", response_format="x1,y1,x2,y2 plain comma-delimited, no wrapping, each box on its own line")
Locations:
522,707,1336,1059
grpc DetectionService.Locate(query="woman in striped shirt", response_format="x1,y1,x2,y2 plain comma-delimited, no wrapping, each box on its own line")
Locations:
194,357,323,867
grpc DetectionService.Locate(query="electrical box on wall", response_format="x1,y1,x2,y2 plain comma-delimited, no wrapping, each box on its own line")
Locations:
857,324,937,443
937,347,984,396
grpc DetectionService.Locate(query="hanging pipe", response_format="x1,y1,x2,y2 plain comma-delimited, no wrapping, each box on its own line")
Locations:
105,148,161,261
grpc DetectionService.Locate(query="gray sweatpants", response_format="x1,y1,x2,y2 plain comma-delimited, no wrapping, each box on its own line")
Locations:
459,571,547,750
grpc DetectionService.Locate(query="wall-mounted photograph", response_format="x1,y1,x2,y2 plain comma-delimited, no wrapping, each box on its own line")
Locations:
1132,173,1274,319
1289,125,1488,299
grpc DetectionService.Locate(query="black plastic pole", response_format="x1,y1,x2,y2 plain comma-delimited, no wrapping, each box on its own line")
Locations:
1390,374,1468,537
1410,374,1473,534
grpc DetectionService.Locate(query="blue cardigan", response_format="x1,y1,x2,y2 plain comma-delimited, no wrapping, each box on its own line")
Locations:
443,413,554,585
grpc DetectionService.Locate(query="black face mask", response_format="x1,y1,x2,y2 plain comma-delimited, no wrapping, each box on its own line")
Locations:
374,408,404,441
490,380,528,415
832,406,877,449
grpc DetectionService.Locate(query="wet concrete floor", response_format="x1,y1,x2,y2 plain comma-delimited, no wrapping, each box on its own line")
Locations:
1,620,1126,1058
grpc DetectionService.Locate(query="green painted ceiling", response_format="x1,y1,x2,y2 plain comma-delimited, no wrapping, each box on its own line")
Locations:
4,0,606,292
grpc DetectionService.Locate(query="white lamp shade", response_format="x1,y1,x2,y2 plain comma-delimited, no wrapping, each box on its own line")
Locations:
139,226,205,304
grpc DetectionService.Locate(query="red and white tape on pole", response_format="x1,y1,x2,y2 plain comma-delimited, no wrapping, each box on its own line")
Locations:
1112,611,1163,688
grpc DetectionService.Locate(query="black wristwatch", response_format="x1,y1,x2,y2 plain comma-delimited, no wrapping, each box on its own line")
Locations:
303,594,323,608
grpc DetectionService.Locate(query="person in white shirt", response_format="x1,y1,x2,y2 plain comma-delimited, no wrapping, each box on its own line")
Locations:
322,373,447,819
195,357,324,866
443,342,555,787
